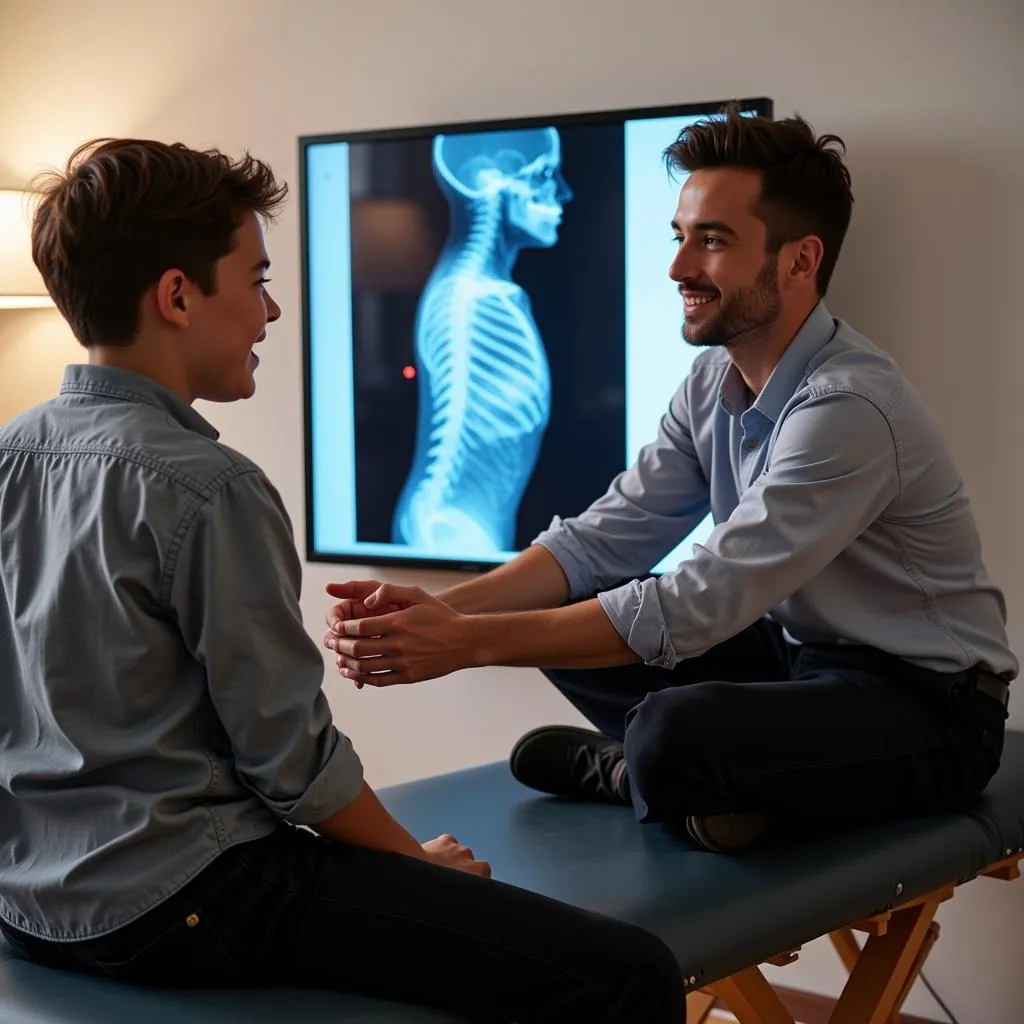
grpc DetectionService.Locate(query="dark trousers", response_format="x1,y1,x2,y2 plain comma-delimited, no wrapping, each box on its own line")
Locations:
1,823,685,1023
544,618,1007,824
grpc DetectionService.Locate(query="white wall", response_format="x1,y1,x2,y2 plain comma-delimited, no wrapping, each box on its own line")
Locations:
1,0,1021,1019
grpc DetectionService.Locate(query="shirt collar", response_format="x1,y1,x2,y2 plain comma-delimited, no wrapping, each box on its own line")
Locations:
718,301,836,422
59,364,220,440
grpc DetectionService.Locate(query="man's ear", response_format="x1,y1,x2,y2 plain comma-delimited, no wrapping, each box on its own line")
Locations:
782,235,824,290
153,269,192,327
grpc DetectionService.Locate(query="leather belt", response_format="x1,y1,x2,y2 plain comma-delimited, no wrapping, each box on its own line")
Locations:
960,667,1011,709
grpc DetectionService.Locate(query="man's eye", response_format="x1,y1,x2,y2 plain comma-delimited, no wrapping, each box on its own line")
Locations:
704,236,723,248
671,236,683,246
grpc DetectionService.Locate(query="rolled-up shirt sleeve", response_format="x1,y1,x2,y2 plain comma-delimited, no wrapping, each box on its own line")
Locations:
599,391,901,666
168,468,363,824
534,380,712,597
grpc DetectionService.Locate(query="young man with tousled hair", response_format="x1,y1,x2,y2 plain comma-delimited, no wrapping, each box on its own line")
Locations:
0,138,684,1023
325,108,1016,853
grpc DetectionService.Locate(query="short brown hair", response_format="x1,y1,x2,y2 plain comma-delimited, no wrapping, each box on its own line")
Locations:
664,107,853,295
31,139,288,347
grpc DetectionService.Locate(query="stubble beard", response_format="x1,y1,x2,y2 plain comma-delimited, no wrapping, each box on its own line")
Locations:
681,253,782,350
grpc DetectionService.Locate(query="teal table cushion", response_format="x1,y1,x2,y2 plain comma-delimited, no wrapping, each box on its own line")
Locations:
2,731,1022,1022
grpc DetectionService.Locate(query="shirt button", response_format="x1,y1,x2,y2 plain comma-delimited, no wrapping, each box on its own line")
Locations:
745,439,757,451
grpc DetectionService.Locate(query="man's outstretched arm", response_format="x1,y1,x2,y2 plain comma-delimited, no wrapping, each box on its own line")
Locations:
437,544,571,613
324,544,572,638
324,585,639,687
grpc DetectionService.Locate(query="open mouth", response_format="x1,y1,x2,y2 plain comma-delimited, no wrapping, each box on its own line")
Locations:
683,294,718,315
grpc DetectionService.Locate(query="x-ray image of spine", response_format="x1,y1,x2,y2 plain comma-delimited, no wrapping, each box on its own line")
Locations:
391,127,573,555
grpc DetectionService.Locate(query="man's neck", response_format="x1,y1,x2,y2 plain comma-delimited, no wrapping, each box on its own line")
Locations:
727,300,817,396
89,342,192,404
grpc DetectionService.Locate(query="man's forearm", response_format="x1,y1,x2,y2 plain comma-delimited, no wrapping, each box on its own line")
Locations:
310,781,426,859
467,597,642,669
438,543,571,614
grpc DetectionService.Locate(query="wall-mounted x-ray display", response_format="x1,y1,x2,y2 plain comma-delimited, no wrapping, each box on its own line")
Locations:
301,97,772,572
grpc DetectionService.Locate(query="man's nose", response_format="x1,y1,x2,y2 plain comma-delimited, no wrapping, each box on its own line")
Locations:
669,242,700,283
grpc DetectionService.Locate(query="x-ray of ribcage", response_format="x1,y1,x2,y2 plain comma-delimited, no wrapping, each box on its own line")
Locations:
392,266,551,555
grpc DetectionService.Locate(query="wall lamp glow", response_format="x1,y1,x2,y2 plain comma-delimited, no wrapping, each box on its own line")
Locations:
0,189,54,310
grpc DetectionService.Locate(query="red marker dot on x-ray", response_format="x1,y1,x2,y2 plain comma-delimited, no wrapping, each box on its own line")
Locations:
402,366,416,380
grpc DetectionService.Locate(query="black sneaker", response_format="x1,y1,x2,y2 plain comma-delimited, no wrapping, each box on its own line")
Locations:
684,812,775,853
509,726,630,804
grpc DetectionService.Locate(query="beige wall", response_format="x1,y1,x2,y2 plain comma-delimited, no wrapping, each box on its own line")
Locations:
1,0,1022,1018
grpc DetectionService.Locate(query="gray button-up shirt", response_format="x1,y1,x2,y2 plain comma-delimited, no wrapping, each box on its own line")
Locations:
0,365,364,941
535,303,1017,680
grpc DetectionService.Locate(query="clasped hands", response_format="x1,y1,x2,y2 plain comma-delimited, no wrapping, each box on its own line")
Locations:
322,580,477,687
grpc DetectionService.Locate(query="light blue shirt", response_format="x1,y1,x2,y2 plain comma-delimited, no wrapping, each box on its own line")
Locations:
0,366,364,941
535,303,1017,680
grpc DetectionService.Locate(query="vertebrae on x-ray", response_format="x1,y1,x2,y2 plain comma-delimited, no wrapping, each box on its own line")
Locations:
393,134,566,555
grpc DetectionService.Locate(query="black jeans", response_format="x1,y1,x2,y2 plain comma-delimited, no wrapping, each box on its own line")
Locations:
544,618,1007,824
0,824,684,1023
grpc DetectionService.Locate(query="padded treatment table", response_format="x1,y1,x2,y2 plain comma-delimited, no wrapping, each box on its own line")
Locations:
2,731,1022,1024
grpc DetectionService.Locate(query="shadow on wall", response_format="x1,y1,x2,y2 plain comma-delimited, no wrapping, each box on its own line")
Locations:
826,137,1021,555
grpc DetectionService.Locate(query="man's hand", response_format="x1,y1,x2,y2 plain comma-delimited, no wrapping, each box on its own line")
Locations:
323,581,408,689
324,580,403,630
421,834,491,877
323,582,478,687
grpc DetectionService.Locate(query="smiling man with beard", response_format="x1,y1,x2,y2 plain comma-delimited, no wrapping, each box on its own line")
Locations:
325,107,1016,853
